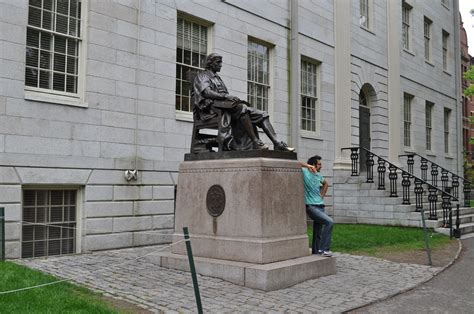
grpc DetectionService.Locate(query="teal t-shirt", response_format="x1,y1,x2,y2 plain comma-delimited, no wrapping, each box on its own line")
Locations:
302,168,325,205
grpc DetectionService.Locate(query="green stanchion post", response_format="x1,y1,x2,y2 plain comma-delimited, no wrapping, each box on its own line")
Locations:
183,227,203,314
0,207,5,261
419,208,432,266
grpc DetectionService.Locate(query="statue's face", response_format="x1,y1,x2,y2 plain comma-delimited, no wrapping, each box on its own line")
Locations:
210,59,223,72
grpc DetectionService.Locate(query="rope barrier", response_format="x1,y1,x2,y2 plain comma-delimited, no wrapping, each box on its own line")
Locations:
8,221,183,237
0,238,185,295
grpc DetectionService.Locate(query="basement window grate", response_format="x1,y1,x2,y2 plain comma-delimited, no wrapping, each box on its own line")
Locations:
22,189,76,258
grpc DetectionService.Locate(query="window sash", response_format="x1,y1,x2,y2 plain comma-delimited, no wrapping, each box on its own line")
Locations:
175,16,208,113
404,96,411,147
25,0,81,94
300,59,319,132
402,5,410,50
248,40,270,112
444,109,450,153
424,19,431,60
442,32,448,70
360,0,369,28
426,104,432,150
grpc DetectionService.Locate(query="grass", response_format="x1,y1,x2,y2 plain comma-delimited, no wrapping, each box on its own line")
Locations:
0,261,120,313
470,200,474,208
308,223,452,256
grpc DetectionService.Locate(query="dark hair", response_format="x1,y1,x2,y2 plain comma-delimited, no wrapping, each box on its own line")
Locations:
205,53,223,69
307,155,322,166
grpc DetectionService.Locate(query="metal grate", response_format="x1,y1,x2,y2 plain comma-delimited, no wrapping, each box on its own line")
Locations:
22,189,76,258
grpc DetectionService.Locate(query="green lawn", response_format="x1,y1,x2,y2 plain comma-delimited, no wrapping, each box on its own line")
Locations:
308,223,451,255
0,261,119,313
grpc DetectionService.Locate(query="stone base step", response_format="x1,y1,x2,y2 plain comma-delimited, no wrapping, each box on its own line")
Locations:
148,251,336,291
435,222,474,237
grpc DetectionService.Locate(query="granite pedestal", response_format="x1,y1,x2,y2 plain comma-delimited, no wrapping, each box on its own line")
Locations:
154,152,336,291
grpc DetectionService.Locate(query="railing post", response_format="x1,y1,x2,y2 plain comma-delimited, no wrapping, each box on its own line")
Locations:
454,204,461,239
366,152,374,183
402,171,411,205
428,187,438,220
388,164,398,197
420,158,428,181
183,227,203,314
464,180,471,207
431,164,438,187
350,148,359,176
441,194,451,227
414,179,423,212
407,154,414,174
377,158,386,190
0,207,4,261
441,169,448,192
452,175,459,199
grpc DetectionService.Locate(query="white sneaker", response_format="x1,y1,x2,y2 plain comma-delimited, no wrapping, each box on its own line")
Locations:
322,251,333,257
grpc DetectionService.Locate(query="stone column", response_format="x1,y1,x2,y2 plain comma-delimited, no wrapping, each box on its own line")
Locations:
333,0,352,169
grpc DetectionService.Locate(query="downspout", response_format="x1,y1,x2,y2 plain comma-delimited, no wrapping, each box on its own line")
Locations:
290,0,299,150
453,0,462,175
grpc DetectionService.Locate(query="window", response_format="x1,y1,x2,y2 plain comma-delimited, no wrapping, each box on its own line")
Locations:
248,40,270,112
403,94,412,147
424,17,432,61
444,108,450,154
25,0,82,94
300,58,319,133
22,189,77,258
425,102,433,151
360,0,369,28
402,2,411,50
176,15,208,113
442,30,449,71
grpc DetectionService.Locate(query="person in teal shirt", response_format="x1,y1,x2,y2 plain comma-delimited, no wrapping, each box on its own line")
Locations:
301,155,334,257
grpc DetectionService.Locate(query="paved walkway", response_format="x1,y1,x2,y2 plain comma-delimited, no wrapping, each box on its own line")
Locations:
351,237,473,313
16,244,445,313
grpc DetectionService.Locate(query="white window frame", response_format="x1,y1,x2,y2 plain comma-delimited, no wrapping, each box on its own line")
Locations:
444,108,450,154
403,94,412,148
424,17,432,62
425,102,433,151
402,2,411,51
359,0,370,29
175,13,212,121
24,0,87,108
442,30,449,72
247,38,271,113
300,57,321,137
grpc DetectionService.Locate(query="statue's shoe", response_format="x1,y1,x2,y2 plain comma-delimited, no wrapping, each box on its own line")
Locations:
275,141,295,152
252,139,269,150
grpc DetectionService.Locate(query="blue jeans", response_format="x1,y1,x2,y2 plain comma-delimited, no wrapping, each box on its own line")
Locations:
306,204,334,253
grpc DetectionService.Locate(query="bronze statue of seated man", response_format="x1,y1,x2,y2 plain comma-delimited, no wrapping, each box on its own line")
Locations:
192,53,294,152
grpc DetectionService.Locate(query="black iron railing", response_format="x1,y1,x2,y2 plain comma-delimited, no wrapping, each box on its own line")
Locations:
399,153,471,206
342,147,459,228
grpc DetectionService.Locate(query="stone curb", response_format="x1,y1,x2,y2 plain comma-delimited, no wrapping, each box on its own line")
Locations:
344,238,463,313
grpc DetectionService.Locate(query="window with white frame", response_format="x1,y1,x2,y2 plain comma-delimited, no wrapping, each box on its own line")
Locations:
402,2,411,50
248,40,270,112
176,15,208,113
403,94,412,147
25,0,82,94
442,30,449,71
360,0,369,28
444,108,450,153
424,17,432,61
300,58,319,133
22,189,77,258
425,102,433,151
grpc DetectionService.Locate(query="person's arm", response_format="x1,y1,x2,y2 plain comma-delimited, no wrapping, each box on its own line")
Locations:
298,162,316,173
321,179,328,198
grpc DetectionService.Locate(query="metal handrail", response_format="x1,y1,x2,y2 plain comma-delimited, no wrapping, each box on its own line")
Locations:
343,147,458,201
399,152,472,184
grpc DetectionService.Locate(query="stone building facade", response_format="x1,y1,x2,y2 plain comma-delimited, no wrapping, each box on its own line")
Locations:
0,0,462,258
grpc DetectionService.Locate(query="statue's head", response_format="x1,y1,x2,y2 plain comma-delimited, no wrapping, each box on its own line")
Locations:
205,53,223,71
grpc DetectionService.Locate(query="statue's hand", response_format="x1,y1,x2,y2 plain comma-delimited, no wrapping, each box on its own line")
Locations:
225,95,240,102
